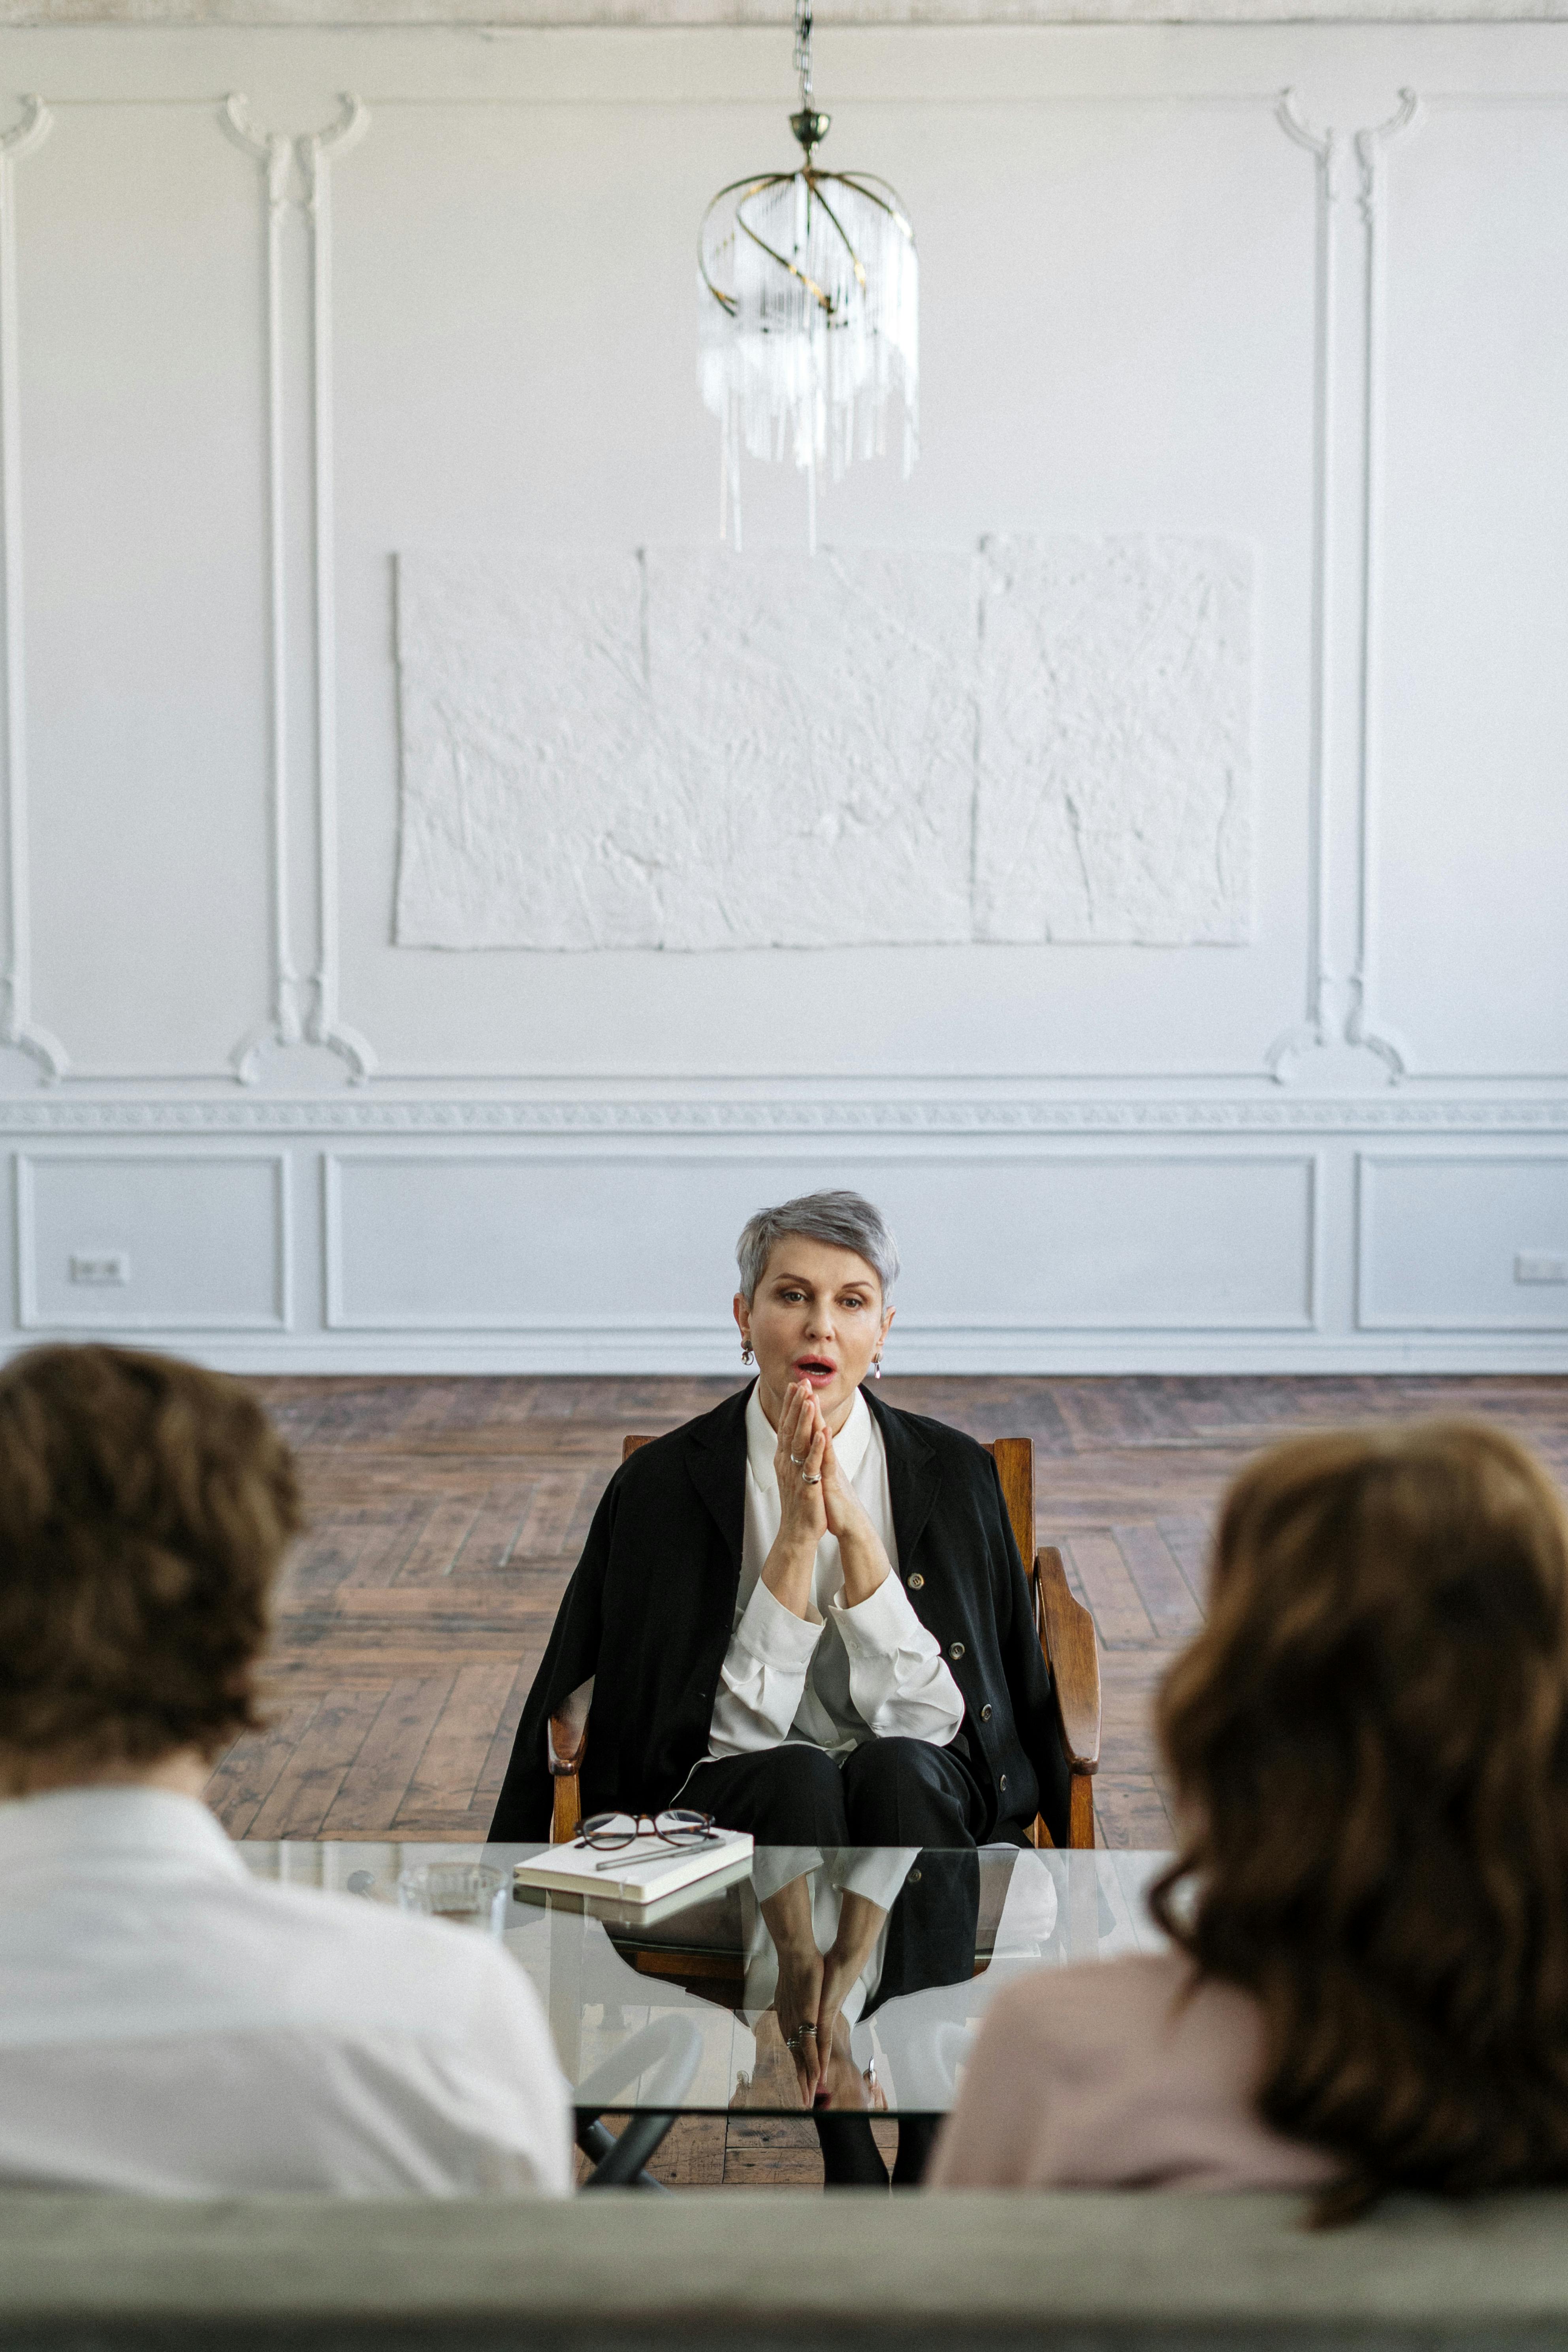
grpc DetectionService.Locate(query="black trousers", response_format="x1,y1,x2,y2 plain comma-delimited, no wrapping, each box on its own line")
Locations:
684,1738,985,2189
683,1731,988,1850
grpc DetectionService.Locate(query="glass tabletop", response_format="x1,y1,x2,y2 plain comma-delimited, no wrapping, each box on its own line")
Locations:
240,1839,1171,2121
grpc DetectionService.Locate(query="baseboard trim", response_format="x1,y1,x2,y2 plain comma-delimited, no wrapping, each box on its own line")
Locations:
19,1335,1563,1377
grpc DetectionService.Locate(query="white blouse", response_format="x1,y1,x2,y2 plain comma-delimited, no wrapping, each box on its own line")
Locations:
704,1383,964,1763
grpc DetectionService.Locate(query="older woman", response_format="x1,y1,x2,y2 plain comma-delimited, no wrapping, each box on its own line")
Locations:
930,1420,1568,2216
492,1188,1069,1856
491,1190,1070,2173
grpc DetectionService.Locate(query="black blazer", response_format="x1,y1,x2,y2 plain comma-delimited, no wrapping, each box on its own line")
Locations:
489,1384,1071,1845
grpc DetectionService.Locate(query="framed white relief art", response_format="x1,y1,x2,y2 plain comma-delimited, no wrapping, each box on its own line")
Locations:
393,538,1252,953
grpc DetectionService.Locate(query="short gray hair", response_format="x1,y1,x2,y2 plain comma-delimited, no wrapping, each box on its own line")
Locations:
736,1190,899,1305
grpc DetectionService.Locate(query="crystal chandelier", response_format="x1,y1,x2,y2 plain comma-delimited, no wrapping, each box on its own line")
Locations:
697,0,919,551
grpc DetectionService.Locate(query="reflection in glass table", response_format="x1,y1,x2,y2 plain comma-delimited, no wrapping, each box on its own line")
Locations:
240,1840,1170,2185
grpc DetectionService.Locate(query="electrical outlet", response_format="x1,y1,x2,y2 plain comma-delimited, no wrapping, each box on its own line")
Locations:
1515,1252,1568,1286
69,1252,130,1287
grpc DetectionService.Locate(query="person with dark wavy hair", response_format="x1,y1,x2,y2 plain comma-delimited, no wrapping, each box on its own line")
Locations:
929,1420,1568,2220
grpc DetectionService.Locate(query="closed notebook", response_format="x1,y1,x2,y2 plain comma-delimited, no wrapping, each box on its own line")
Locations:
513,1823,754,1905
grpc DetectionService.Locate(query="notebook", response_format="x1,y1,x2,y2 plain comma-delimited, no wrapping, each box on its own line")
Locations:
512,1822,754,1905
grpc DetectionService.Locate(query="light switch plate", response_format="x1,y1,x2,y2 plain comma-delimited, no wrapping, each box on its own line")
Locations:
1515,1252,1568,1286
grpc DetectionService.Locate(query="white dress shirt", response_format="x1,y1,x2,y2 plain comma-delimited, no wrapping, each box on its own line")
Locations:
0,1787,574,2198
706,1383,964,1762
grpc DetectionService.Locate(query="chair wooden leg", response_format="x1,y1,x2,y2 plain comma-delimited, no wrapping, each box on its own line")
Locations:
1068,1772,1095,1849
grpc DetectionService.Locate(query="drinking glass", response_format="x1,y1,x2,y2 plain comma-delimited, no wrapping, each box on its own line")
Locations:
397,1861,508,1938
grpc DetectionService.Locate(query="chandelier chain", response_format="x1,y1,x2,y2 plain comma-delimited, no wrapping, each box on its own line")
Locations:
793,0,813,107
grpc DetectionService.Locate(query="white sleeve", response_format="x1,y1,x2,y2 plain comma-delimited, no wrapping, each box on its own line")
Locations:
706,1578,825,1757
830,1844,923,1909
827,1574,965,1747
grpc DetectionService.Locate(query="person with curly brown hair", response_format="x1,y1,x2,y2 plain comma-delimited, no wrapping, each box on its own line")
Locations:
929,1420,1568,2220
0,1343,572,2198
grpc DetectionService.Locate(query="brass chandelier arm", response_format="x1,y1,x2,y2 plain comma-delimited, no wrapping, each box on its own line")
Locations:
830,172,917,245
708,169,877,322
733,190,839,318
697,171,792,313
797,179,867,294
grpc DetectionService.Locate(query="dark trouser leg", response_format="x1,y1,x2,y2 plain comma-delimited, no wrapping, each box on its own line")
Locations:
682,1749,877,2188
839,1735,983,2018
681,1744,850,1847
891,2114,941,2187
837,1734,985,1847
815,2113,890,2187
837,1737,986,2190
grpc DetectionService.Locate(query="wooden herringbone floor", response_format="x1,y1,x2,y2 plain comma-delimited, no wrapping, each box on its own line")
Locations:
205,1372,1568,2187
207,1373,1568,1848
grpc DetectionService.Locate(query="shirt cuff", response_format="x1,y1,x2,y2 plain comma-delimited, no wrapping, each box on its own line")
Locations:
827,1570,930,1659
734,1574,825,1668
832,1844,922,1909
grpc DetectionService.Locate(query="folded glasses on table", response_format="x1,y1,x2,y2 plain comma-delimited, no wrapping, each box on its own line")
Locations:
575,1808,718,1851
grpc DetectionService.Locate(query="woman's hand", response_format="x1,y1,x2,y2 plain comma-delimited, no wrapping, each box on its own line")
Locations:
811,1889,886,2081
761,1380,828,1618
762,1874,827,2102
820,1421,892,1607
776,1943,827,2103
816,2011,886,2113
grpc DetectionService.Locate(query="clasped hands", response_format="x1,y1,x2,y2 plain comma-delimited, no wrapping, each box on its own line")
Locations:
764,1379,890,1616
766,1880,888,2111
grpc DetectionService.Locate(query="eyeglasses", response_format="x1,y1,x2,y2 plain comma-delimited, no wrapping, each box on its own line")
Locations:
576,1808,718,1851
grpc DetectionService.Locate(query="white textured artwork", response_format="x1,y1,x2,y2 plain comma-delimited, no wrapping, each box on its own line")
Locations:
973,537,1252,945
395,537,1252,953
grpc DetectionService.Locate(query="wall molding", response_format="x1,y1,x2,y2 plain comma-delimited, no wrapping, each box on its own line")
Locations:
1266,87,1423,1088
323,1144,1322,1330
1345,89,1422,1081
1355,1149,1568,1332
1268,89,1342,1083
14,1147,294,1331
0,1093,1561,1135
0,98,64,1085
221,93,376,1089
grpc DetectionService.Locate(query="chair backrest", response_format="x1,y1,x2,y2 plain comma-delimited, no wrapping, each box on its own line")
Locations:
623,1431,1036,1580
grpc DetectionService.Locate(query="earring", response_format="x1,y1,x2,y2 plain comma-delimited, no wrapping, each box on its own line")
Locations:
741,1341,755,1366
871,1354,883,1380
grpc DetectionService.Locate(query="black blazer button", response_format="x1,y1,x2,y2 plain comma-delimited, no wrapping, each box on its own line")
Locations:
999,1773,1008,1791
908,1573,924,1590
907,1868,922,1885
980,1703,992,1721
949,1641,965,1660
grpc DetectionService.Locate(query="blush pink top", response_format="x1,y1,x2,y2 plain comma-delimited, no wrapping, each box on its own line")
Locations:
927,1951,1338,2193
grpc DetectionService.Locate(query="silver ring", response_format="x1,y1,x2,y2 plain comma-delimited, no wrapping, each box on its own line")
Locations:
789,1454,805,1466
801,1472,821,1486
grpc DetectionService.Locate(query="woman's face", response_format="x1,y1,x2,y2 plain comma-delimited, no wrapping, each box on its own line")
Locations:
735,1237,895,1433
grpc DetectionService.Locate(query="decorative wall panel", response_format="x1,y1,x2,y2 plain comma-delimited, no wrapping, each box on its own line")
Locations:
394,537,1253,953
17,1150,290,1330
326,1145,1313,1333
1357,1153,1568,1329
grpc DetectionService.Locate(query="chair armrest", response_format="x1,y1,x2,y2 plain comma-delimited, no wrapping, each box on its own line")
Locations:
1035,1546,1101,1775
549,1715,587,1845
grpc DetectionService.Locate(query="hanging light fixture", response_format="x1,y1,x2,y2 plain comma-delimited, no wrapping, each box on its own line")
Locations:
698,0,918,552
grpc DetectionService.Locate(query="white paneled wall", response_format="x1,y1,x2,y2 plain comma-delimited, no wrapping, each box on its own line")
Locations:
0,15,1562,1371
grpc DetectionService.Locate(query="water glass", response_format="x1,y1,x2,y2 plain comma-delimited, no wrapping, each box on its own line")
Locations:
397,1861,509,1939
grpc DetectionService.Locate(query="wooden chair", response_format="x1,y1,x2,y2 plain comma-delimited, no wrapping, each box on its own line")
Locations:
550,1433,1101,1849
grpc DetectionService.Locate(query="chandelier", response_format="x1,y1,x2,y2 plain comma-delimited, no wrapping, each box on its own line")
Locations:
697,0,919,550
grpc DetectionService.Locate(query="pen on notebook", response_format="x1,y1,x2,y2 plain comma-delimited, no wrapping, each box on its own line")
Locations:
593,1847,708,1877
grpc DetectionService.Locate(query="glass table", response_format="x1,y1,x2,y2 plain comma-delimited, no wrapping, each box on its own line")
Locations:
240,1839,1171,2186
